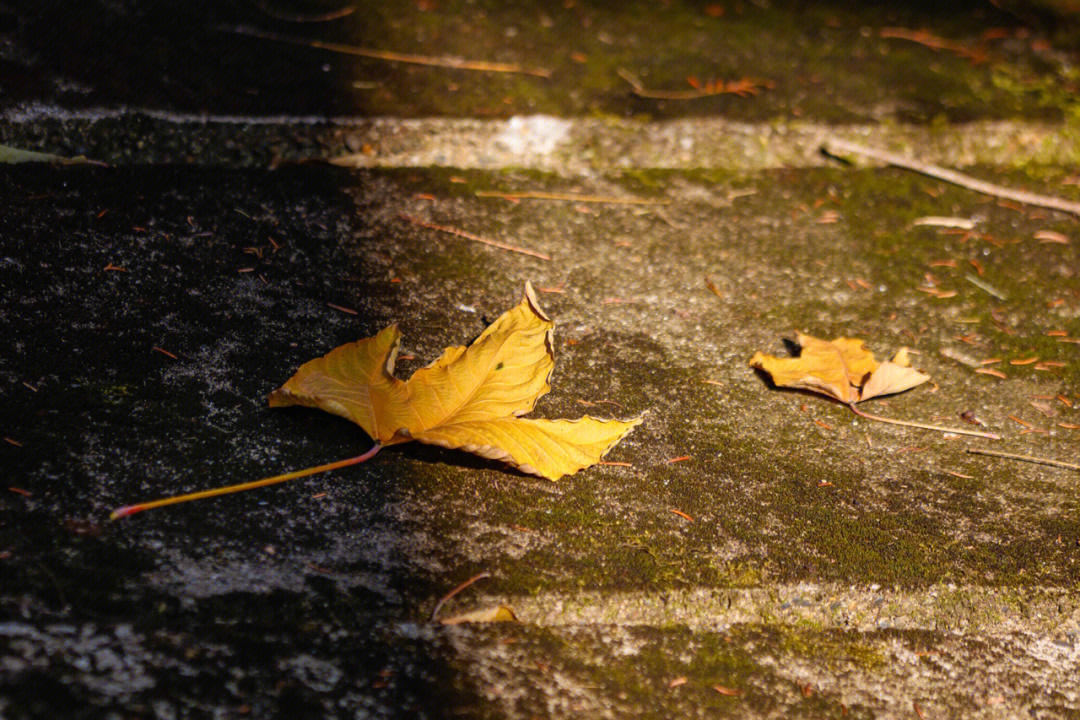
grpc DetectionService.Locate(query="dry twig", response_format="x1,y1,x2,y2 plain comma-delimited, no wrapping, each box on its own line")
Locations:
822,139,1080,217
967,448,1080,472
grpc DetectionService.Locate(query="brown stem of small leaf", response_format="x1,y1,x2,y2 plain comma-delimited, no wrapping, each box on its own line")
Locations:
109,443,382,519
848,405,1000,439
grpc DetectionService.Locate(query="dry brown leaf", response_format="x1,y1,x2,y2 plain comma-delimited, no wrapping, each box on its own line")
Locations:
270,283,642,480
749,333,929,404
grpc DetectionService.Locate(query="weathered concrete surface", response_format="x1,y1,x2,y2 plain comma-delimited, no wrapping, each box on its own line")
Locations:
4,159,1079,718
4,115,1080,172
3,0,1080,122
3,2,1080,719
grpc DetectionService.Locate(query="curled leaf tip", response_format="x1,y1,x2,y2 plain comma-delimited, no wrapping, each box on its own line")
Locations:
522,280,550,322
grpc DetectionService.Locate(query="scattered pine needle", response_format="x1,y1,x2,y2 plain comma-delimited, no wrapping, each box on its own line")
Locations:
618,67,772,100
669,508,694,522
223,26,552,77
965,274,1007,300
250,0,356,22
327,302,358,315
704,275,723,298
879,27,986,63
399,213,550,260
912,216,974,229
967,448,1080,472
822,138,1080,217
598,460,633,467
1034,230,1070,244
152,347,178,359
713,684,744,697
666,455,691,464
476,190,668,205
431,572,491,622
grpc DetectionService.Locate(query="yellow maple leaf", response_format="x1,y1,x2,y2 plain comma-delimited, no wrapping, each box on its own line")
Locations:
749,333,929,404
270,282,642,479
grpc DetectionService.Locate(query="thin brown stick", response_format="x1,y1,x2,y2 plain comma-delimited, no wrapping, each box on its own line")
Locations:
966,448,1080,471
250,0,356,22
822,138,1080,217
431,572,490,621
475,190,669,206
223,26,552,77
848,404,1001,439
399,213,550,260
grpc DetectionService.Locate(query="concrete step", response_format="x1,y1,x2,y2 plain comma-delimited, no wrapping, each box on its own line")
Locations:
2,159,1078,717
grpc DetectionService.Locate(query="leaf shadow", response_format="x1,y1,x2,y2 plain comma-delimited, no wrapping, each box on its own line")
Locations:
750,366,847,408
781,337,801,356
397,441,561,490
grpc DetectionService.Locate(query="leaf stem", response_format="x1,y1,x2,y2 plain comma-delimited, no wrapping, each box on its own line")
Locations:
847,405,1000,439
109,443,381,520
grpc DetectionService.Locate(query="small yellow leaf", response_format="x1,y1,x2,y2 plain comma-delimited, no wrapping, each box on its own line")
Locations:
270,283,641,479
750,333,929,404
439,605,518,625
